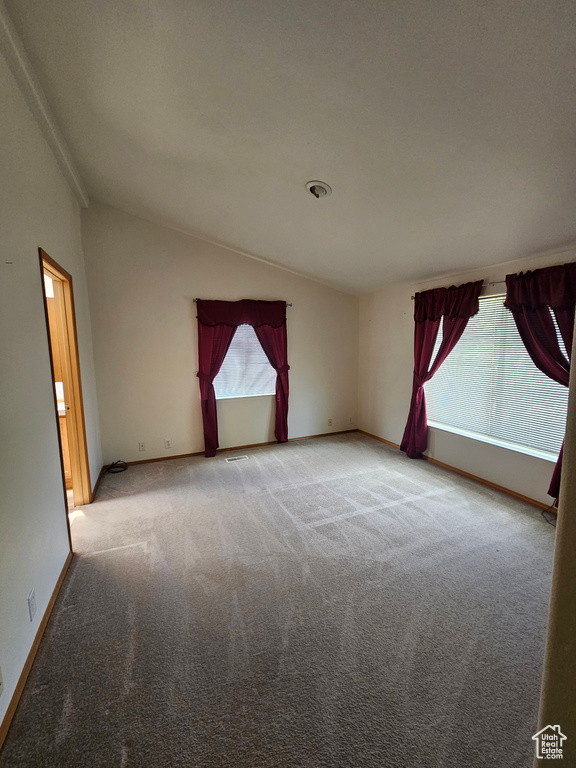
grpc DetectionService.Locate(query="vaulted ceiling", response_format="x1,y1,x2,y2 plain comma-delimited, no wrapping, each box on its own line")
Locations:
5,0,576,292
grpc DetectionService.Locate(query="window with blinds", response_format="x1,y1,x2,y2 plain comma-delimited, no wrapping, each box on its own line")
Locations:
214,324,276,399
425,295,568,458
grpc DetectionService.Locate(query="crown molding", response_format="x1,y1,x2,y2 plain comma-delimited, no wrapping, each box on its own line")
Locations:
0,1,89,207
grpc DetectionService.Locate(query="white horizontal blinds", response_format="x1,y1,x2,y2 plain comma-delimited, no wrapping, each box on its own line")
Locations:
214,323,277,399
425,296,569,457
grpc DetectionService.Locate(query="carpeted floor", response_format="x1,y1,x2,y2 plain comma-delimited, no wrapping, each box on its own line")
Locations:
0,433,555,767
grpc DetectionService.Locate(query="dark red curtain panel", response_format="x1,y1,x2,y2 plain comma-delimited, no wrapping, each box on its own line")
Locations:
196,323,237,457
400,280,483,458
196,299,289,457
253,324,289,443
504,262,576,498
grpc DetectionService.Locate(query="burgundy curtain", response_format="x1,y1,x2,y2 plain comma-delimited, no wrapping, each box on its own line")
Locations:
504,262,576,498
400,281,483,458
253,324,289,443
196,299,289,457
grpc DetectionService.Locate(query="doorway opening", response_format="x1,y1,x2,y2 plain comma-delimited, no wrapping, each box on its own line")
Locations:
40,249,92,509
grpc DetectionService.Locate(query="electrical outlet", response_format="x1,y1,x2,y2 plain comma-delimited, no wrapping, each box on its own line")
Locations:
28,589,37,622
164,438,172,449
0,665,4,697
328,418,333,427
138,441,146,452
349,417,354,424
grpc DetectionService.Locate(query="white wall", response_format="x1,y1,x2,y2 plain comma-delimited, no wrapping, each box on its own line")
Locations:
358,251,575,505
81,202,359,463
0,52,101,725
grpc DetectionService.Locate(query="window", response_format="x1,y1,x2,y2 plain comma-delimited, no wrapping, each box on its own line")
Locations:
214,324,276,399
425,296,569,459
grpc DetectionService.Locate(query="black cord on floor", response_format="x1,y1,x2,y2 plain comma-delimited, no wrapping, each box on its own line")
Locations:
106,460,128,473
541,501,557,527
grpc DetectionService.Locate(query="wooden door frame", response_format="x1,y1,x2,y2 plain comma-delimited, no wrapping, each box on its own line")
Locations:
40,248,92,507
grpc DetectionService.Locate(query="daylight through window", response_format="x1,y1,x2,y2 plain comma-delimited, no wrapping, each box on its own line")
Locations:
425,296,569,458
214,324,276,399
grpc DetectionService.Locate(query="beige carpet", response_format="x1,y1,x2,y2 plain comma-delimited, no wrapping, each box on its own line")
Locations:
0,433,555,767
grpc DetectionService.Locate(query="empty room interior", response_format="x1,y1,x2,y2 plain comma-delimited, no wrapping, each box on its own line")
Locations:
1,1,576,766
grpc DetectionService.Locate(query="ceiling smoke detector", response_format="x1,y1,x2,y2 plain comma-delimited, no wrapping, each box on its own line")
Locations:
306,180,332,199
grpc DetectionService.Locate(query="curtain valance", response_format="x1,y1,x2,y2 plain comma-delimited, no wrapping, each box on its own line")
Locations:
414,281,483,322
197,299,287,328
504,262,576,313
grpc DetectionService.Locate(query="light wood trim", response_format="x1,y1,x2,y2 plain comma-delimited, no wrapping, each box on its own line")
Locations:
0,552,73,752
358,429,551,510
41,250,73,283
45,297,63,381
220,441,275,452
288,429,358,442
89,464,107,502
58,415,72,488
422,455,552,511
98,431,360,472
39,261,72,549
52,278,83,497
40,249,92,505
357,429,400,450
217,430,358,452
120,451,205,468
111,446,276,469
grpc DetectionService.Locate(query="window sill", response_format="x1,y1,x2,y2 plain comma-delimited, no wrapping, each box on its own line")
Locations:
427,421,559,463
216,393,275,401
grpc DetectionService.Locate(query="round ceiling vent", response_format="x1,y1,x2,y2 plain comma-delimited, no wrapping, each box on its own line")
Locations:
305,180,332,199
